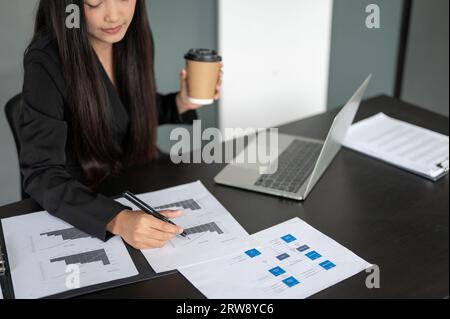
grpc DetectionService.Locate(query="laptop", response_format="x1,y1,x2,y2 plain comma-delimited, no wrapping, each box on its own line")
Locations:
214,75,371,200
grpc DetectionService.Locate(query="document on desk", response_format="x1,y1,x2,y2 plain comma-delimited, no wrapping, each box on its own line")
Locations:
343,113,449,180
179,218,371,299
1,212,138,299
116,181,249,273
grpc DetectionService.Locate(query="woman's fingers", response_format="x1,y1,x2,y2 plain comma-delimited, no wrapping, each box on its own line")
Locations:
117,211,185,250
148,215,184,234
158,209,183,219
214,72,223,100
148,228,178,242
180,69,188,91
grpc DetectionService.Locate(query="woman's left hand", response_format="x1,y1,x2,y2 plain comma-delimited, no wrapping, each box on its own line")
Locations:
176,63,223,114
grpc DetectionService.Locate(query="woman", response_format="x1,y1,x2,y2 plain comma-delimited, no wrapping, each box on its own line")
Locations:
19,0,222,249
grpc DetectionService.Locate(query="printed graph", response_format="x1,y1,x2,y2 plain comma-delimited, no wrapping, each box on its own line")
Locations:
184,222,224,236
156,199,201,211
41,228,92,240
50,249,111,266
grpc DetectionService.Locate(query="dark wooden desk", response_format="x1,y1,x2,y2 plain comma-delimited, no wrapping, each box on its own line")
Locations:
1,95,448,298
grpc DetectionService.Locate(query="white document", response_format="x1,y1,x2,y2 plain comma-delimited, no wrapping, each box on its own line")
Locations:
116,181,249,273
179,218,370,299
1,212,138,299
343,113,449,180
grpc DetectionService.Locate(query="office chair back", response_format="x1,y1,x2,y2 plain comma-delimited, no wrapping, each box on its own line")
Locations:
4,93,29,199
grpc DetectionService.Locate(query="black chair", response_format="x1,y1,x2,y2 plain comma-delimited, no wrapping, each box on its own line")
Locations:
4,93,28,199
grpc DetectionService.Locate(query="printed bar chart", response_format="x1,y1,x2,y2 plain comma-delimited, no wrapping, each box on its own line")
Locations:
50,249,111,266
155,199,201,211
184,222,224,236
41,228,92,240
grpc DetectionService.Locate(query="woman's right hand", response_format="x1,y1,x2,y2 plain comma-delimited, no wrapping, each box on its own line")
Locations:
107,209,184,250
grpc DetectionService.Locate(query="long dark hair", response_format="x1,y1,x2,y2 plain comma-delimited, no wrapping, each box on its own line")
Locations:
30,0,159,187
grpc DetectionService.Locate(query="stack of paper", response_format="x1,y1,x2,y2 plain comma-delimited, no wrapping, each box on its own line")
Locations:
343,113,449,180
1,182,372,299
1,212,138,299
115,182,371,299
116,181,249,273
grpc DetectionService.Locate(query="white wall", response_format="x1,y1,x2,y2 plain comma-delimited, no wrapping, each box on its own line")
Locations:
218,0,333,133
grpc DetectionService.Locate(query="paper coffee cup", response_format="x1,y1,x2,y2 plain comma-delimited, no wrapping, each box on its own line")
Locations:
184,49,222,105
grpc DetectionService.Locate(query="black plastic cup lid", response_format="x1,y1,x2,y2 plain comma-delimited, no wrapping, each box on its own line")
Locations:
184,48,222,62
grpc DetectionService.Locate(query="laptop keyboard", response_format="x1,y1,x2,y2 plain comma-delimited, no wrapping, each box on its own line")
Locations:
254,139,322,193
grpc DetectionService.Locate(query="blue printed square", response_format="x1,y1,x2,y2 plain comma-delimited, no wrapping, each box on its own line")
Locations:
319,260,336,270
297,245,310,252
281,234,297,243
282,276,300,288
276,253,290,261
269,266,286,277
305,251,322,260
245,249,261,258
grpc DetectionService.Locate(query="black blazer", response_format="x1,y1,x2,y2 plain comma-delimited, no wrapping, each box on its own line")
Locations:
18,34,197,241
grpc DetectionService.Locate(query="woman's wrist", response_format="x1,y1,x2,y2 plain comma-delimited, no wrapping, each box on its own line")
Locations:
107,209,130,235
176,92,189,114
